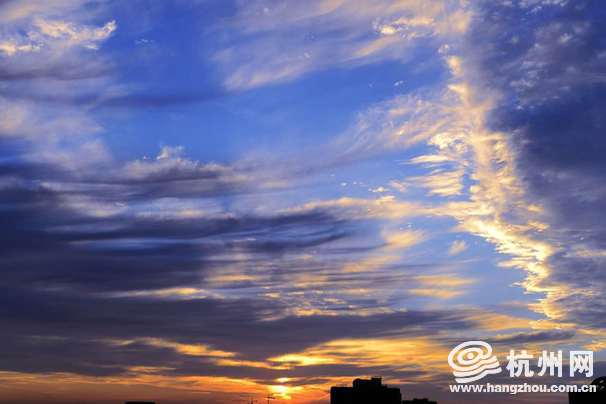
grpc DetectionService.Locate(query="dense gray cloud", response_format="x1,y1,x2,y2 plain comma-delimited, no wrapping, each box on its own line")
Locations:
466,0,606,329
2,1,604,400
492,330,576,345
0,141,474,384
0,284,471,375
0,6,450,380
0,149,352,291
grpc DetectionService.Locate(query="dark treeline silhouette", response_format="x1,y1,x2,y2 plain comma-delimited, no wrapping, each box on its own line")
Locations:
330,377,436,404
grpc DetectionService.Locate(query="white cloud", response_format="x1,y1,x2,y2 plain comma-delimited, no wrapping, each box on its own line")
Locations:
0,98,102,140
123,146,232,181
0,1,117,170
0,40,41,56
0,0,92,23
410,168,465,196
335,89,466,158
448,239,467,255
215,0,470,90
0,19,116,56
32,18,116,49
0,0,115,57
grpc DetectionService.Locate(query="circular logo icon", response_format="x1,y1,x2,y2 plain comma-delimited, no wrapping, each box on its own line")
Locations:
448,341,502,383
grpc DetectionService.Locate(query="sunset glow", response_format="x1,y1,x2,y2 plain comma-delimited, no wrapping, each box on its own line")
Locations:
1,1,605,403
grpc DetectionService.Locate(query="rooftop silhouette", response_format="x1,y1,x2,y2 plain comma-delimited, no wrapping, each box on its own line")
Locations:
330,377,437,404
331,377,401,404
124,402,155,404
569,377,606,404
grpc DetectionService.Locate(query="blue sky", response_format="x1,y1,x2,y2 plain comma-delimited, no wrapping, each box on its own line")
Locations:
0,1,605,403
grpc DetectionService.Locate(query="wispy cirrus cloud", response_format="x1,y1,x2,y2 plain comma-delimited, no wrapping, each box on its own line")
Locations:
1,1,604,403
458,0,606,333
359,0,606,344
301,0,606,358
215,0,470,90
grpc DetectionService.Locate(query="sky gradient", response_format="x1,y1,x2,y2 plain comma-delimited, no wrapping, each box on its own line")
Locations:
0,0,605,403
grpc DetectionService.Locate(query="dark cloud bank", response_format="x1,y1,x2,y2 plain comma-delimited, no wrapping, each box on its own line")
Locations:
468,0,606,330
0,146,474,385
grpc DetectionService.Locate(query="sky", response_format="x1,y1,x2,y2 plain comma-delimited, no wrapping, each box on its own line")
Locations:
0,0,605,403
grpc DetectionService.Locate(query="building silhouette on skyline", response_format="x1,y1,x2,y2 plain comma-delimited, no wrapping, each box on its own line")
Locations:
569,377,606,404
331,377,401,404
330,377,437,404
124,401,155,404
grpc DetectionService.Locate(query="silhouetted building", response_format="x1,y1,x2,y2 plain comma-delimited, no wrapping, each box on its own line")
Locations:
569,377,606,404
402,399,437,404
331,377,401,404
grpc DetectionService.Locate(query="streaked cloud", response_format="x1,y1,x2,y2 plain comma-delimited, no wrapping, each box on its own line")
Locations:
215,0,470,90
1,0,603,403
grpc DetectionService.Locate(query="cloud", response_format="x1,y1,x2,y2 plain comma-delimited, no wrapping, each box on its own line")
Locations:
383,230,426,250
0,40,41,56
0,0,106,24
318,0,606,350
409,167,465,196
0,282,473,372
0,98,102,139
0,1,117,171
460,0,606,331
492,330,576,345
31,18,116,49
0,132,482,388
214,0,470,90
352,0,606,348
0,12,115,58
409,288,464,299
410,274,475,299
0,86,228,108
0,18,116,57
121,146,243,186
0,121,491,395
2,1,603,402
448,239,467,255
